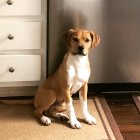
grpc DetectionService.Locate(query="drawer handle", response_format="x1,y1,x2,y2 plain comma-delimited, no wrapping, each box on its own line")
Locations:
9,67,15,73
8,34,14,40
7,0,13,5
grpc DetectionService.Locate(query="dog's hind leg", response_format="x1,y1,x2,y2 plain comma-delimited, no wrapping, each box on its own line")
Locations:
34,90,56,125
49,100,69,122
35,107,52,125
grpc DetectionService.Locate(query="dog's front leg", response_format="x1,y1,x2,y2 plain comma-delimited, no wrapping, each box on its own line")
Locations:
64,90,81,129
79,83,97,125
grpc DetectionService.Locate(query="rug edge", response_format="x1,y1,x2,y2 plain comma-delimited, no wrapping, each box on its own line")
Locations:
97,95,124,140
132,94,140,113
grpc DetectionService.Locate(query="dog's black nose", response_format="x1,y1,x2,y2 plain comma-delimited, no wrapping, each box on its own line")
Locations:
78,46,84,52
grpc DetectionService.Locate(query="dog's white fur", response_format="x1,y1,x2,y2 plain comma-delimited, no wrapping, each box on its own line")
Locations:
41,115,51,125
79,92,97,125
67,54,90,94
66,54,96,127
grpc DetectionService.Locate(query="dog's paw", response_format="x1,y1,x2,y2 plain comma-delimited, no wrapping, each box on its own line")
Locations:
40,115,51,125
55,113,69,121
84,114,97,125
69,118,81,129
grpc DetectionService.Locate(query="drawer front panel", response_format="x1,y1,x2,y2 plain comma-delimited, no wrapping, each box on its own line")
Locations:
0,22,41,50
0,55,41,82
0,0,41,16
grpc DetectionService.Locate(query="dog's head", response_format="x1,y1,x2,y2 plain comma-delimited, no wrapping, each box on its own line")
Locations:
63,29,100,56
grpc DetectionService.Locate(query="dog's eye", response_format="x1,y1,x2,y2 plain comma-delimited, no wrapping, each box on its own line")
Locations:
73,37,79,42
85,38,90,42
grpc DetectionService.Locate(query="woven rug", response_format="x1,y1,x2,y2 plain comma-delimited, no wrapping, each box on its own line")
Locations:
0,96,123,140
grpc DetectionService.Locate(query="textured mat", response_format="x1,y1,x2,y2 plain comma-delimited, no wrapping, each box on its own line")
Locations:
0,96,123,140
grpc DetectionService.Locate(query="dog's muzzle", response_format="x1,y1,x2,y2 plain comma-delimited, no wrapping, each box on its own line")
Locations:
77,46,86,56
72,46,87,56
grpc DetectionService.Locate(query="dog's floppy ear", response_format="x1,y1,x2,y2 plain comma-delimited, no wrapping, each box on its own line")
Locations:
90,31,101,48
63,29,74,45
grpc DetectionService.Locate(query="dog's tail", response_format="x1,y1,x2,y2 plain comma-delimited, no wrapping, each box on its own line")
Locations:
0,99,33,105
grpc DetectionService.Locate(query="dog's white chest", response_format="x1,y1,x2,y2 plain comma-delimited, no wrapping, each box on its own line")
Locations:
67,54,90,93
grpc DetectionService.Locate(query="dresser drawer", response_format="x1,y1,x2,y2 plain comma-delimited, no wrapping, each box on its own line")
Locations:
0,0,41,16
0,22,41,50
0,55,41,82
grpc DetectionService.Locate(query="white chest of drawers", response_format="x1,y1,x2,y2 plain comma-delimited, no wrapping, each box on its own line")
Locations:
0,0,47,97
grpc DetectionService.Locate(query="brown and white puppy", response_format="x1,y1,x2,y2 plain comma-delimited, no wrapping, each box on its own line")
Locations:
34,29,100,129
